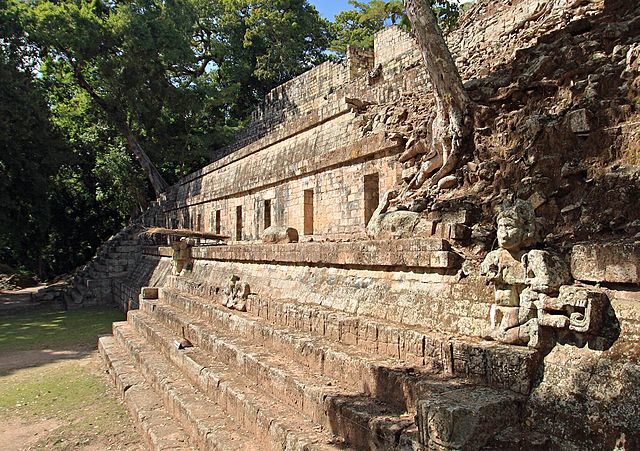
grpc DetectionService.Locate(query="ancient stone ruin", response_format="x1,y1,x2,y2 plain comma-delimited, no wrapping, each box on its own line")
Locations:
68,0,640,449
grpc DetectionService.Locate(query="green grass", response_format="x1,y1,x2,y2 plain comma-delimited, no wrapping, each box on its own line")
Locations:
0,362,113,416
0,307,125,353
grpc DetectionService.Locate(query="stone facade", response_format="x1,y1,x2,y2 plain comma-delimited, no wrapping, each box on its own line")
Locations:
92,2,640,449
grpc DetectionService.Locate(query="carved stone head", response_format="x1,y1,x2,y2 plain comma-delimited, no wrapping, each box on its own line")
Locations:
496,200,536,252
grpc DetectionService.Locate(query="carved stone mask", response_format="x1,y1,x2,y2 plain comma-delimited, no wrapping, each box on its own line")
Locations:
496,200,536,251
497,217,525,251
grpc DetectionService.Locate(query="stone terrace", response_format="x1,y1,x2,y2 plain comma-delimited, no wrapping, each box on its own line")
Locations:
92,1,640,449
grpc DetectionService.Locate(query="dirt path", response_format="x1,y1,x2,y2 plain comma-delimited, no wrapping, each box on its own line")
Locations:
0,350,144,450
0,308,143,450
0,347,91,374
0,418,63,450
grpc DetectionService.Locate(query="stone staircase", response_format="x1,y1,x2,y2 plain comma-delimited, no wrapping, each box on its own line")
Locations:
65,224,143,309
65,202,165,309
99,274,542,450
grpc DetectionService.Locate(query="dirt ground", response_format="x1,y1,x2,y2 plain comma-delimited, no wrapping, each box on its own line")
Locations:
0,307,144,450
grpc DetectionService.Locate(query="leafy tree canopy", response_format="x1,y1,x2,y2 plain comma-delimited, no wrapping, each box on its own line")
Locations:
330,0,461,54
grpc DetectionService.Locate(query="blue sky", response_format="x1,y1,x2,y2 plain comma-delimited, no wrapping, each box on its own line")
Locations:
309,1,474,20
309,0,354,20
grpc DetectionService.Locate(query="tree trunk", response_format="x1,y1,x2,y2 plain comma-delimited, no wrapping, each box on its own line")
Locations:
404,0,471,189
124,128,170,196
70,63,170,197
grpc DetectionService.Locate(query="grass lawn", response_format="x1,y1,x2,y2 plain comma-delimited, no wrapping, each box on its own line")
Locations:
0,307,124,353
0,306,142,450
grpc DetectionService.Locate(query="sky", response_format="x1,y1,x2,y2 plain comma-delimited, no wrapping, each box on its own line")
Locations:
308,0,475,21
309,0,354,20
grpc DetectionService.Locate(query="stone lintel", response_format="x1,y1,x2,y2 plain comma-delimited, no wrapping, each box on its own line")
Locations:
140,287,159,300
571,243,640,284
147,238,459,269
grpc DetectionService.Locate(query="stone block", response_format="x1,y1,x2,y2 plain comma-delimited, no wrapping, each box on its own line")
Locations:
430,251,459,269
567,108,590,133
262,226,299,244
416,386,525,450
571,243,640,284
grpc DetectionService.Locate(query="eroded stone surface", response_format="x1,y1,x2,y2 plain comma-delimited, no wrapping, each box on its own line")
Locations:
417,386,524,450
571,243,640,284
262,225,299,244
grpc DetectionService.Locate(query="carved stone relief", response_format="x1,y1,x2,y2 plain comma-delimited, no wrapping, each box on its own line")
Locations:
224,275,250,312
481,200,608,348
171,238,195,275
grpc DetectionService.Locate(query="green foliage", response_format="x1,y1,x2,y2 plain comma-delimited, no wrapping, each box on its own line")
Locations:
212,0,332,117
0,0,65,273
330,0,404,53
330,0,462,54
431,1,462,32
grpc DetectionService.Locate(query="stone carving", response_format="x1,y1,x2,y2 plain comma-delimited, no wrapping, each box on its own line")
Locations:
262,225,299,244
171,238,194,275
481,200,607,348
366,190,424,239
368,63,382,82
224,275,250,312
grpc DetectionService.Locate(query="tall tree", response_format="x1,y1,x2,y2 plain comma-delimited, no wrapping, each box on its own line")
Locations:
13,0,331,195
213,0,332,118
17,0,180,196
404,0,471,189
330,0,404,53
0,0,65,274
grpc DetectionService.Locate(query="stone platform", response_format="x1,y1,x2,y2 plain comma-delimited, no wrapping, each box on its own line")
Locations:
99,252,541,450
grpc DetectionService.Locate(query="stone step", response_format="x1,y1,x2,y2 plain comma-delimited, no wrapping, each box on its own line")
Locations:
116,245,139,253
104,257,129,266
113,321,344,451
145,296,474,416
119,239,141,247
86,267,109,280
110,323,266,450
98,336,193,450
416,386,526,450
129,309,422,450
105,264,128,273
70,287,87,305
92,262,110,273
159,287,539,396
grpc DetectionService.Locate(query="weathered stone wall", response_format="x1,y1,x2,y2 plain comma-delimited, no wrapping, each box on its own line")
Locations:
526,243,640,448
102,2,640,447
112,255,172,311
162,27,436,241
374,25,419,68
168,145,400,240
145,241,494,350
214,46,379,160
